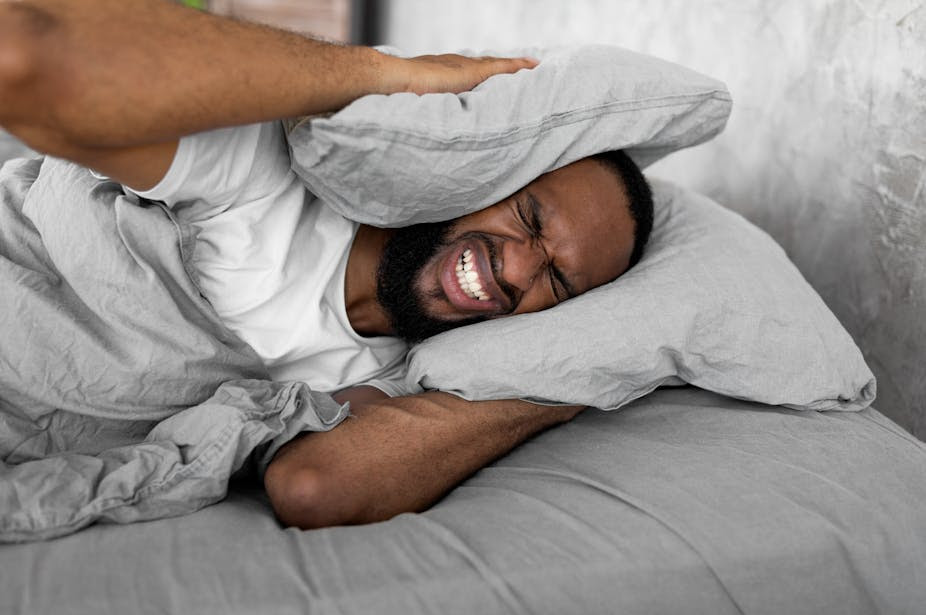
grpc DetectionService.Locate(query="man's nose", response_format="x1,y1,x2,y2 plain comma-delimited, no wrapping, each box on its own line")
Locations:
501,238,546,292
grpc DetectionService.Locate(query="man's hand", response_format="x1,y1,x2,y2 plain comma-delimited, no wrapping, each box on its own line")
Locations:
397,54,537,95
264,391,583,530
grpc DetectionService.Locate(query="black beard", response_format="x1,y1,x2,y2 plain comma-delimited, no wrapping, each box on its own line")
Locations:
376,220,488,343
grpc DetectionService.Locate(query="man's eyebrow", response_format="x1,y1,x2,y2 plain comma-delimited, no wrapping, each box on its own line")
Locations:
527,191,577,300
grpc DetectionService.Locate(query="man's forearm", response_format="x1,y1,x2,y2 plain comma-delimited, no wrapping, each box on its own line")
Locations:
264,392,584,529
0,0,394,152
0,0,533,159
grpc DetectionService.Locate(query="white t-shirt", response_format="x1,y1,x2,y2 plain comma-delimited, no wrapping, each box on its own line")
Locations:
132,122,408,396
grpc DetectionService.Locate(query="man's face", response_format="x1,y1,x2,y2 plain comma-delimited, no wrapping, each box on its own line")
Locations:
377,158,636,342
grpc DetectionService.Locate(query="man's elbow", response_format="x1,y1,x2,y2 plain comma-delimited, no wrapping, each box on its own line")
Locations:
0,38,31,98
0,2,56,88
265,461,382,530
265,463,327,529
0,17,36,101
0,3,63,144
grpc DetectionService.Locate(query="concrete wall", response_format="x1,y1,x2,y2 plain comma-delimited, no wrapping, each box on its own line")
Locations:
383,0,926,438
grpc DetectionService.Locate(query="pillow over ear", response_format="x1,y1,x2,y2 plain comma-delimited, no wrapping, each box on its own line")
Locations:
287,45,732,227
403,179,877,412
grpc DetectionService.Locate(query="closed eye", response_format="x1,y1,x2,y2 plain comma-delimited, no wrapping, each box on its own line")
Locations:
527,192,576,301
516,197,542,239
517,194,571,303
549,267,571,302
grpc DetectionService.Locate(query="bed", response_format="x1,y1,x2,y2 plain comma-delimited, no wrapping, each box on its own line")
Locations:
2,386,925,615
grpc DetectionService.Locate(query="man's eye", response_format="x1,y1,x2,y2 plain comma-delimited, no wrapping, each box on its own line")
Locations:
517,201,541,238
515,203,531,233
548,270,564,303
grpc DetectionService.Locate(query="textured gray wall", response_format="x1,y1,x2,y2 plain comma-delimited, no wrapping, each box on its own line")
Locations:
384,0,926,438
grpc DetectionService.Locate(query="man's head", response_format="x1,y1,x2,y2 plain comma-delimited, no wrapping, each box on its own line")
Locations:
377,150,654,342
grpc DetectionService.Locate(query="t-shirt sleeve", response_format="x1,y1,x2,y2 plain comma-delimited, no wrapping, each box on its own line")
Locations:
131,122,290,223
360,378,408,398
358,360,411,398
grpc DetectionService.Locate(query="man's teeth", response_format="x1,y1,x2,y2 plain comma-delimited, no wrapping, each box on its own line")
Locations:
455,248,490,301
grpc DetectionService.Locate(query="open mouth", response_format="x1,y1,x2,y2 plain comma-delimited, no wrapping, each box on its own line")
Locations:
455,248,490,301
438,239,512,315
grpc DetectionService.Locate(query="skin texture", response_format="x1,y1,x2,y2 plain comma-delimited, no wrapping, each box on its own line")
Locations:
0,0,613,530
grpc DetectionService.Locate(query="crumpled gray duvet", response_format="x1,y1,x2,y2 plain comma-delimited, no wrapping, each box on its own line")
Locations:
0,157,347,543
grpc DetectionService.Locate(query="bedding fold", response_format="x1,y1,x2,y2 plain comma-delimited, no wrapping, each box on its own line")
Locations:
0,379,347,543
0,157,346,541
0,156,268,422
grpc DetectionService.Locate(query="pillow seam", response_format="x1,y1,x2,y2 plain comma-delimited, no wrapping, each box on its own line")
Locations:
314,90,731,150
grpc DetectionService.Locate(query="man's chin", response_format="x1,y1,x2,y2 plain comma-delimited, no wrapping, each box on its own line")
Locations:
376,218,491,342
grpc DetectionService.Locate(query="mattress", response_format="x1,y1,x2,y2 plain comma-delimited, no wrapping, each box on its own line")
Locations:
2,386,924,615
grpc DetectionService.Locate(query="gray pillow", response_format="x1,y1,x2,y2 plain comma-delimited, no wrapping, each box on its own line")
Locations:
403,179,877,412
287,45,732,227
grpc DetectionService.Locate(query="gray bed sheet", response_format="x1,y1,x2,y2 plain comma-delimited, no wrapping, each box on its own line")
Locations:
2,387,924,615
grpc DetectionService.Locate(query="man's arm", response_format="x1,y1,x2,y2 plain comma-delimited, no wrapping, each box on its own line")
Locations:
264,391,583,529
0,0,534,188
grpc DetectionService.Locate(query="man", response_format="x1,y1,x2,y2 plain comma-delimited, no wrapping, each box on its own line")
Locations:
0,0,653,529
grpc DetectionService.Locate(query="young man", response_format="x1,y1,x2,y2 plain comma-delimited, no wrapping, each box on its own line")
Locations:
0,0,653,529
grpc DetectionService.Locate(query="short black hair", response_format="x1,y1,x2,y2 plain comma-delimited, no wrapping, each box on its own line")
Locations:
590,150,654,268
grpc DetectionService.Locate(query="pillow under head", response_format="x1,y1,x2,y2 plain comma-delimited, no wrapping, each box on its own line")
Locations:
403,179,876,412
287,45,732,227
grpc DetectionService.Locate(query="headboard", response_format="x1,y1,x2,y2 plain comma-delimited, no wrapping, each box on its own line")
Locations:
382,0,926,439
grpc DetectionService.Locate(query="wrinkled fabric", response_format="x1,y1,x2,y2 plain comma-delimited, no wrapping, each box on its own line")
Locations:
0,157,348,542
0,379,346,543
0,156,267,422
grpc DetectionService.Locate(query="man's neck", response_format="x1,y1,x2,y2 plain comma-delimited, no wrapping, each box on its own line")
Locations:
344,224,395,337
